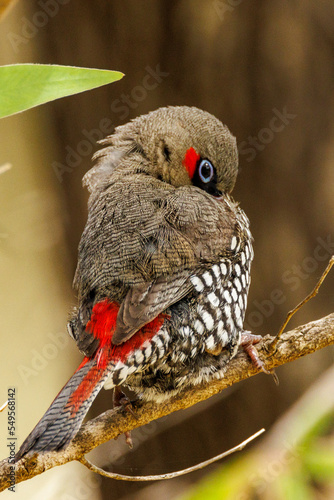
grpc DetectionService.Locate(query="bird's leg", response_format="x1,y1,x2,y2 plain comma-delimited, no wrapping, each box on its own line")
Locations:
113,386,136,448
240,331,279,384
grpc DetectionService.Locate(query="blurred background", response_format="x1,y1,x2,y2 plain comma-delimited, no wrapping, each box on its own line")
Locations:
0,1,333,499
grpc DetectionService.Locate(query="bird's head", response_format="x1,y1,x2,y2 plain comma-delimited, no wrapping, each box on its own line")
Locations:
84,106,239,197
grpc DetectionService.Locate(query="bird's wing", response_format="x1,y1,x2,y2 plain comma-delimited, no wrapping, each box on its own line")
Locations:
112,271,192,343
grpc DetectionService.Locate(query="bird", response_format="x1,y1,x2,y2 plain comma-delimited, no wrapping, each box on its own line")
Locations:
16,105,266,460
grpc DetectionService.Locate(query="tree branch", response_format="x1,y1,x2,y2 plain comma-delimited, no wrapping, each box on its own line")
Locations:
1,312,333,492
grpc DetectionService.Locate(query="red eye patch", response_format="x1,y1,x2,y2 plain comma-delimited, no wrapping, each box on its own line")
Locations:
182,147,200,179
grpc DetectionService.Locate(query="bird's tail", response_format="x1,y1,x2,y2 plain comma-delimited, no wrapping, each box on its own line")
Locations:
15,355,112,460
15,299,167,461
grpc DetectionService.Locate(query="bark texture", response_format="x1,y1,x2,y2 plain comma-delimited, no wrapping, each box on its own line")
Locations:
1,312,333,492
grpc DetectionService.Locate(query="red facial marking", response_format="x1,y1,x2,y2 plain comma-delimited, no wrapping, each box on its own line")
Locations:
183,147,200,179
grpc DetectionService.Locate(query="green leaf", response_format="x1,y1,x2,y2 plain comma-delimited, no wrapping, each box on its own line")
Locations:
0,64,124,119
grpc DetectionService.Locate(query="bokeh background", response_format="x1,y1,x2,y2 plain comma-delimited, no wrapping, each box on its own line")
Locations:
0,1,334,499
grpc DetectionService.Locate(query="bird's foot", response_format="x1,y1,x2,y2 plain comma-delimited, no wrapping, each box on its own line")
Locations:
240,331,279,385
113,386,137,448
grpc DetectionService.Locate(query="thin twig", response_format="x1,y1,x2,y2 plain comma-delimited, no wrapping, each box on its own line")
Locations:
0,1,18,21
79,428,265,481
0,401,8,412
0,163,12,175
269,256,334,352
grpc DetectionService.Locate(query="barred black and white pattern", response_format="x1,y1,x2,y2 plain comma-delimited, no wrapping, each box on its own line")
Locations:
103,208,253,402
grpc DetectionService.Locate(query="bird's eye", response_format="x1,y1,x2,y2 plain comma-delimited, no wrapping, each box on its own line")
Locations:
198,160,214,183
191,156,220,197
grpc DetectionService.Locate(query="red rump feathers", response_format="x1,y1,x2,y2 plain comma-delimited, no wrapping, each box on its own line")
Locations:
85,298,167,366
183,147,200,179
86,299,119,368
86,300,119,350
70,300,167,414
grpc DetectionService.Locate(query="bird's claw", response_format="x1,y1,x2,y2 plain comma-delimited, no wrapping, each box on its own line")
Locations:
240,331,279,385
113,386,137,448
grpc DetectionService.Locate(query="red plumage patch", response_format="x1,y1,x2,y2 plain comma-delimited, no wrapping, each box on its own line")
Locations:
111,313,167,363
70,300,167,413
83,299,167,367
183,147,200,179
83,299,119,369
69,361,106,414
